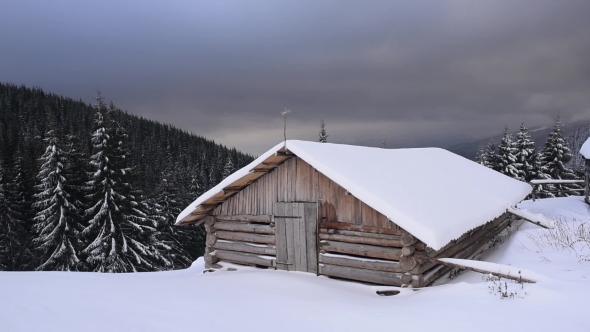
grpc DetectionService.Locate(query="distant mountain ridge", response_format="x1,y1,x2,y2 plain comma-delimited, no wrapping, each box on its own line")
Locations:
447,120,590,160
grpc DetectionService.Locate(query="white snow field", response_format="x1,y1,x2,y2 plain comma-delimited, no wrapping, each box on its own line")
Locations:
2,197,590,332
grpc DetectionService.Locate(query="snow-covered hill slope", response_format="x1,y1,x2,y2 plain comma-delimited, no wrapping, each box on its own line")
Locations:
1,197,589,332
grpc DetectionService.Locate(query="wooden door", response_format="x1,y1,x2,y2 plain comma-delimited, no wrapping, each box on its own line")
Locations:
273,202,318,273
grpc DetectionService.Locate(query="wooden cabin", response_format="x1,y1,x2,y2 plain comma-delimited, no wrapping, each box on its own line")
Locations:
176,140,533,287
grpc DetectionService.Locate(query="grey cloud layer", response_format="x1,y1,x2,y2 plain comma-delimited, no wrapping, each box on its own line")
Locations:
1,0,589,154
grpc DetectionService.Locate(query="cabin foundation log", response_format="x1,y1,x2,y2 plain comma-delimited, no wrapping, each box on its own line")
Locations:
319,263,404,286
214,250,275,267
319,253,404,273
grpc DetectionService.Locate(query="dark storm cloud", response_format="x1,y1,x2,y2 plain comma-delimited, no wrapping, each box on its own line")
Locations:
1,0,590,153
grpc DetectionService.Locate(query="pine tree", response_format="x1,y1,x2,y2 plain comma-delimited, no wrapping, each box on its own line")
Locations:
496,127,520,179
31,131,82,271
540,114,579,197
319,119,328,143
514,122,537,182
83,95,169,272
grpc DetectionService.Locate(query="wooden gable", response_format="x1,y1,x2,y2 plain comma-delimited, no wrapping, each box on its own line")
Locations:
212,156,401,231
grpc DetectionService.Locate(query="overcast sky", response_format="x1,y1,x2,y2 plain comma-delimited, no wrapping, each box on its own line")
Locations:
2,0,590,154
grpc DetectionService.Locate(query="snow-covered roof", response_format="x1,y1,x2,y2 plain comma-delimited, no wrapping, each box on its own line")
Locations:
579,137,590,159
177,140,532,250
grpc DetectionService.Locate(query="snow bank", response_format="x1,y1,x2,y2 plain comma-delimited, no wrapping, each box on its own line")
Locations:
178,140,532,250
4,197,589,332
579,137,590,159
518,196,590,222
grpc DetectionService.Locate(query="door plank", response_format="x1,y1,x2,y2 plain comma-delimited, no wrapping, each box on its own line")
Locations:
274,203,288,271
298,203,308,272
305,202,318,274
285,204,296,271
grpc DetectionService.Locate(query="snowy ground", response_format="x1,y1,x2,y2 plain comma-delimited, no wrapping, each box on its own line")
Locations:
2,197,590,332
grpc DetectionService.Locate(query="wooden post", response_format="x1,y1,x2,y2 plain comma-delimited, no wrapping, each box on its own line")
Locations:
585,174,589,204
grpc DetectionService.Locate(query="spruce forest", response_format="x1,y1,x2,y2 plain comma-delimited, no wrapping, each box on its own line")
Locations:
475,117,586,198
0,83,254,272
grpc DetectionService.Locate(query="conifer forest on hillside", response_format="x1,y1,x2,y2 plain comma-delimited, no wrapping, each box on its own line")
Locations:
0,82,586,273
0,83,254,272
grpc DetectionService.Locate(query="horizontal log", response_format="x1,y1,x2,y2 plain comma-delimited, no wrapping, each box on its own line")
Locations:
319,253,404,273
401,246,415,256
215,215,273,223
320,221,403,235
400,233,417,247
423,218,526,286
216,231,276,245
320,240,402,260
319,228,415,242
430,213,510,257
214,222,275,235
319,263,403,286
433,258,536,283
214,241,276,256
418,218,520,285
319,233,402,247
414,216,513,274
214,250,275,267
400,255,418,272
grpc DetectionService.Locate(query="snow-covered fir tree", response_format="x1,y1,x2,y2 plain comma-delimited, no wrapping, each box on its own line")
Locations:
189,168,203,197
496,127,520,179
83,96,170,272
478,139,500,171
567,123,590,177
3,155,34,270
0,165,9,270
153,171,192,268
539,114,579,197
64,133,88,226
514,122,537,182
475,146,486,165
319,119,328,143
222,155,235,179
31,131,82,271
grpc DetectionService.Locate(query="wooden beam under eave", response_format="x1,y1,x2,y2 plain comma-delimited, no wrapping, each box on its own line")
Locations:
223,187,243,194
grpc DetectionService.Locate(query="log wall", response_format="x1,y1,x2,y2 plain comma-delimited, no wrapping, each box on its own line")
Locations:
213,157,399,230
204,215,277,269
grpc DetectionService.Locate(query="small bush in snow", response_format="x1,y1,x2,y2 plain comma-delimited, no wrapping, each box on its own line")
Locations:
526,217,590,261
484,273,526,299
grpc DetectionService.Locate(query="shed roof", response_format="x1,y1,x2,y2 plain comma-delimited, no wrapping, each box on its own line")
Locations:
177,140,532,250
